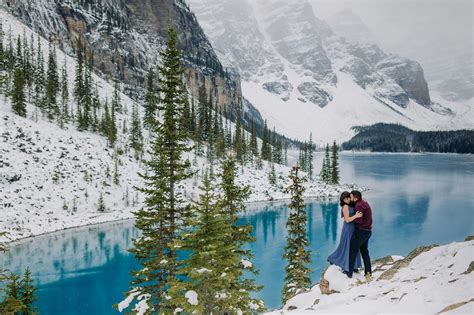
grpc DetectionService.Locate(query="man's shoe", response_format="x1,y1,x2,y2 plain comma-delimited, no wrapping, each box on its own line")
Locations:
365,272,373,282
353,268,360,273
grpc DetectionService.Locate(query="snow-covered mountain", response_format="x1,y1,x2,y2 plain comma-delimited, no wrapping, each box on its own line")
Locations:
188,0,473,144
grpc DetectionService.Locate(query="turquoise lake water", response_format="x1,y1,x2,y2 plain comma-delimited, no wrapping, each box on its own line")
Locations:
2,153,474,313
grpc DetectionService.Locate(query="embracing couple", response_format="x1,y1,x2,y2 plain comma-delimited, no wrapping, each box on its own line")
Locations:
328,190,373,281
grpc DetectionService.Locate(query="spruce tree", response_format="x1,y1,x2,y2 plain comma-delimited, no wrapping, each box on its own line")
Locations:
143,68,158,129
331,141,340,184
250,119,258,158
0,234,23,314
308,133,314,179
107,100,117,147
113,158,120,185
268,161,277,186
282,166,312,303
130,103,144,159
19,267,37,315
217,155,264,312
45,43,59,120
97,192,106,212
11,64,26,117
111,79,122,113
261,120,271,161
122,28,193,313
60,59,69,124
168,172,236,313
320,144,331,183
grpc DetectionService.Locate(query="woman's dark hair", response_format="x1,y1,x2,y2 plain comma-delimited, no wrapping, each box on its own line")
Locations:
339,191,351,207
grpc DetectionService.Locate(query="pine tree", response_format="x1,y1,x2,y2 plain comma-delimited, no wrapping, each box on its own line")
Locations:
130,103,143,159
216,155,264,312
113,158,120,185
282,166,312,303
11,64,26,117
19,267,37,315
331,141,340,184
320,144,331,183
74,37,84,127
45,43,59,120
107,100,117,147
97,192,106,212
261,120,271,161
111,79,122,113
250,119,258,158
60,59,69,125
0,234,24,314
168,172,236,313
308,133,314,179
268,161,277,186
143,68,158,129
122,28,193,313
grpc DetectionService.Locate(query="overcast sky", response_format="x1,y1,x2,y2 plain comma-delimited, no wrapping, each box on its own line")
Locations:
310,0,473,77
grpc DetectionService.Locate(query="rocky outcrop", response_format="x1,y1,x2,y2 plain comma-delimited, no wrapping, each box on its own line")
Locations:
375,57,431,107
2,0,243,114
378,244,438,280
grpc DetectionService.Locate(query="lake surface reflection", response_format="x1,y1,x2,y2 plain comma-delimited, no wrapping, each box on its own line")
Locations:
2,153,474,312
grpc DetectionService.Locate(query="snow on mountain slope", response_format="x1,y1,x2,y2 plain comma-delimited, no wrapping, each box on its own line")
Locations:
0,10,356,243
266,238,474,314
188,0,473,144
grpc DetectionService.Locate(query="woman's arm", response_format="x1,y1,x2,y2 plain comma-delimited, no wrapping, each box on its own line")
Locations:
343,205,362,223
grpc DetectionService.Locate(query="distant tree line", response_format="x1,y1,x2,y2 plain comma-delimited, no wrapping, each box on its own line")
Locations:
343,123,474,154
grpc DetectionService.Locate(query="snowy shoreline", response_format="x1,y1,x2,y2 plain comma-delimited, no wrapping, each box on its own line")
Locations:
3,190,362,246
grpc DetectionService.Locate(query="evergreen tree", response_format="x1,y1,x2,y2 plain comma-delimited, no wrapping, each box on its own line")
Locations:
307,133,314,179
111,79,122,113
97,192,106,212
250,119,258,158
113,158,120,185
34,34,45,110
0,234,23,314
320,144,331,183
143,68,158,129
19,267,37,315
74,38,85,129
268,161,277,186
60,59,69,124
282,166,312,303
216,156,264,312
331,141,340,184
233,101,244,162
107,100,117,147
168,172,237,313
261,120,271,161
11,63,26,117
130,103,143,159
122,28,193,313
45,43,59,120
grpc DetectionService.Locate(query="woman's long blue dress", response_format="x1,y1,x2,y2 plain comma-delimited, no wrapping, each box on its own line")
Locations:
327,206,362,272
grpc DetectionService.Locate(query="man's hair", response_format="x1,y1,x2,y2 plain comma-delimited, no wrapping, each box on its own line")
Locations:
351,190,362,200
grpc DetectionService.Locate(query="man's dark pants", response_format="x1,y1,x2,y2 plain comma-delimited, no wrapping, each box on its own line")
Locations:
347,228,372,278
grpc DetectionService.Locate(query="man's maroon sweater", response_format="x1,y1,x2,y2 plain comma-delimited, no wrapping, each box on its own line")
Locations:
354,199,372,230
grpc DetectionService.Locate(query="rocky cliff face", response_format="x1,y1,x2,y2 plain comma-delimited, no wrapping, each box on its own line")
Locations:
2,0,248,118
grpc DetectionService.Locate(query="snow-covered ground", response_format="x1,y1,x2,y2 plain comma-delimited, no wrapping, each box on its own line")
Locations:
0,9,358,243
267,238,474,314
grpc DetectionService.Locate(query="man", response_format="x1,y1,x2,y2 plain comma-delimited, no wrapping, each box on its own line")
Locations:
347,190,372,280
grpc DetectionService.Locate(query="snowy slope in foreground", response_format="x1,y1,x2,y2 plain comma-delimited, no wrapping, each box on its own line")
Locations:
267,238,474,314
0,10,358,243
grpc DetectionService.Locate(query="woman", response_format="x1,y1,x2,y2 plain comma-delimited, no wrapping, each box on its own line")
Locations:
327,191,363,273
